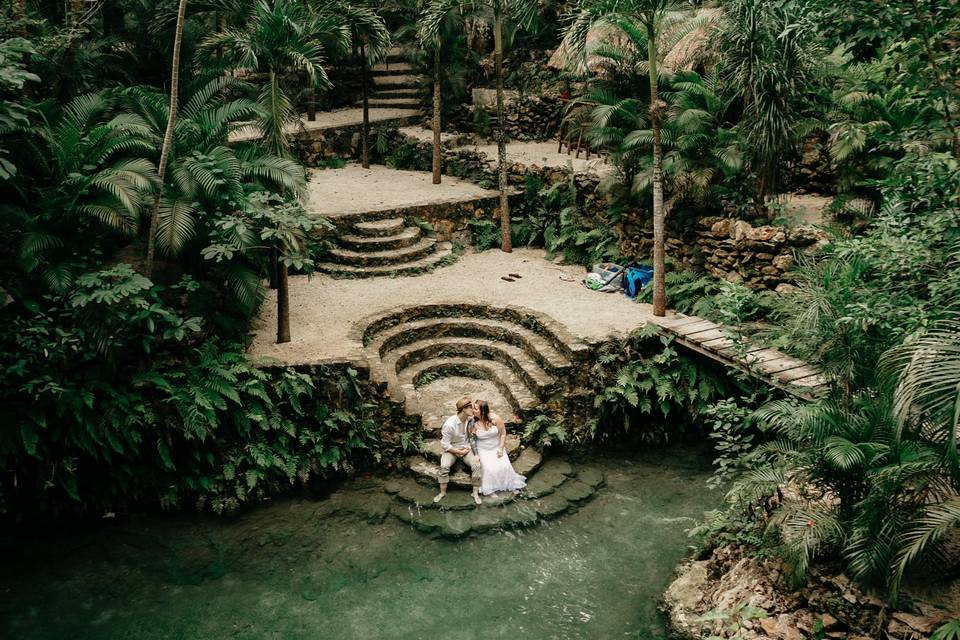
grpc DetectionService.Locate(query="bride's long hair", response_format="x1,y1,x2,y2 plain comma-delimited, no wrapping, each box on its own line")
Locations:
474,400,492,426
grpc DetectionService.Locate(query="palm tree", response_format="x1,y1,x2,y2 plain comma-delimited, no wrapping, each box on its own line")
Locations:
329,1,391,169
200,0,347,158
561,0,693,316
716,0,822,209
121,78,305,259
415,3,473,186
18,93,158,292
145,0,189,279
421,0,539,252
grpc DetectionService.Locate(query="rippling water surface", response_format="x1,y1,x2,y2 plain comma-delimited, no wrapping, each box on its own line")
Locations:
1,448,719,640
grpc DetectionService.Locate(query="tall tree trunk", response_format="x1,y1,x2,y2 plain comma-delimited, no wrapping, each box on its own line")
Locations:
267,69,287,158
360,38,370,169
268,248,279,290
647,20,666,317
307,88,316,121
145,0,188,279
432,44,442,184
276,260,291,344
494,11,512,252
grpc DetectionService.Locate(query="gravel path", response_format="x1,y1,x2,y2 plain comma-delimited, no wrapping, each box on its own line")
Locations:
248,248,658,365
304,164,498,218
229,108,420,143
461,140,613,176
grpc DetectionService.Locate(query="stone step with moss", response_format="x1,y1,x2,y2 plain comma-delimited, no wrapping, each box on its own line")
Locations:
366,316,575,377
327,237,440,267
338,226,422,252
394,357,539,424
406,447,542,487
383,458,603,538
315,242,455,278
381,336,559,400
353,218,406,237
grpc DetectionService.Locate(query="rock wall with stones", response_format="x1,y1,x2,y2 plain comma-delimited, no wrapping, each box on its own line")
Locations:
471,93,564,141
320,192,521,246
619,215,829,291
664,544,955,640
262,360,421,467
290,116,420,166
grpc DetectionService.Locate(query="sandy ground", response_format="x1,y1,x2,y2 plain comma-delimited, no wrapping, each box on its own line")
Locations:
777,193,832,226
229,108,420,143
249,248,659,364
304,164,499,218
462,140,614,177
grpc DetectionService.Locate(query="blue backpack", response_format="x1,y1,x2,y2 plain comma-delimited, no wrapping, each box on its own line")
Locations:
622,265,654,298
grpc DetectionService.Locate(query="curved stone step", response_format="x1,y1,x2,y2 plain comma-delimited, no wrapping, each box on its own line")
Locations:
406,447,543,488
367,317,572,376
360,304,591,364
367,317,573,377
328,237,438,267
396,357,539,421
385,336,557,399
420,434,521,462
353,217,405,237
339,226,421,252
316,243,454,278
386,457,601,538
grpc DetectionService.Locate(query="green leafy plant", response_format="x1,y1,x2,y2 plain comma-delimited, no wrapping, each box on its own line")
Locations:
590,327,731,444
521,414,568,448
933,621,960,640
468,218,501,250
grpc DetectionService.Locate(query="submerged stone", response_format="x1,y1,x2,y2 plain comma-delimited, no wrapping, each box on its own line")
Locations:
558,480,594,504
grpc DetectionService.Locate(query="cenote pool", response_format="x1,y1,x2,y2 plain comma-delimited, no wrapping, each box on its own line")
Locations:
1,448,719,639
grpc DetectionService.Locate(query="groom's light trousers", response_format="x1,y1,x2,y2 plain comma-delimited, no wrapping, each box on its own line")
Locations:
438,451,482,487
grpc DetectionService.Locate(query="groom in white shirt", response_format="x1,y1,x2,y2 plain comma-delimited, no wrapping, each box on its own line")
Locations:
434,396,482,505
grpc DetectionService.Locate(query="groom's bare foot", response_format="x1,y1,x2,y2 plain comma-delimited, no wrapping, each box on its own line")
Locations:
472,492,482,505
433,492,446,503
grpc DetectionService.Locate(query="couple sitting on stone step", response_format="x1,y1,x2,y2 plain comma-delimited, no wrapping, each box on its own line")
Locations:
434,397,528,505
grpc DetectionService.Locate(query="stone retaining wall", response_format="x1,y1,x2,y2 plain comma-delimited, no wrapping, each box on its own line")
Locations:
470,92,563,141
620,216,829,291
291,116,420,166
324,193,522,245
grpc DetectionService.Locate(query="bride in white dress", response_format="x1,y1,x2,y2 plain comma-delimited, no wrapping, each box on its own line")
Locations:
472,400,526,496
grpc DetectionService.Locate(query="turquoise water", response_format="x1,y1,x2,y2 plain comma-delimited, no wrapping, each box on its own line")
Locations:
1,449,718,639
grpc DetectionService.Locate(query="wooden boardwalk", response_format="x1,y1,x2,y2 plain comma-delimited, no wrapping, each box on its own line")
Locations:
653,315,829,400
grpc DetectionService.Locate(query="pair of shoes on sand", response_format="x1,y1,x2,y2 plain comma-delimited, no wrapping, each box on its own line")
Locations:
433,492,482,505
500,272,523,282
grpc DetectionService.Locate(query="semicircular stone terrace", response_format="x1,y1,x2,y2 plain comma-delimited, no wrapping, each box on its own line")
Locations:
360,303,591,430
356,303,592,491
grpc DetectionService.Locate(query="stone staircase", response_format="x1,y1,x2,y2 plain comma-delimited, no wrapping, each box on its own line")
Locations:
352,304,602,537
366,49,424,111
316,217,454,277
360,303,590,429
356,303,591,484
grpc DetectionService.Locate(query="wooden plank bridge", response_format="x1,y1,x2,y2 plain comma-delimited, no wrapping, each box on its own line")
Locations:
652,315,829,401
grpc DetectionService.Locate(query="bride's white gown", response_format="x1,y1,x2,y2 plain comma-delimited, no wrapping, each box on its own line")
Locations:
476,424,527,495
